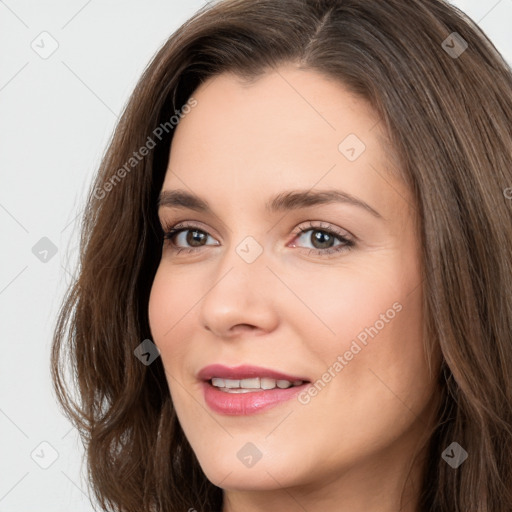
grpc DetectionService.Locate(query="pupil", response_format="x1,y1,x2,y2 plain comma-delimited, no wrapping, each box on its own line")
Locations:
187,230,206,247
312,230,333,249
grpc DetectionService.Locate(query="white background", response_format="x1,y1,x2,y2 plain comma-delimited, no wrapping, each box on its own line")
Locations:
0,1,510,510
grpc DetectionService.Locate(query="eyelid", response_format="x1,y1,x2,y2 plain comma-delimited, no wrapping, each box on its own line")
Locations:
160,219,354,240
161,219,220,239
291,220,355,242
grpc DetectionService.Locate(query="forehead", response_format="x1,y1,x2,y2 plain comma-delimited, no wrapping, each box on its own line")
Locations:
164,65,411,223
169,66,381,164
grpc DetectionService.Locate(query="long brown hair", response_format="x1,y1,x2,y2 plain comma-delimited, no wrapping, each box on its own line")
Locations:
51,1,512,510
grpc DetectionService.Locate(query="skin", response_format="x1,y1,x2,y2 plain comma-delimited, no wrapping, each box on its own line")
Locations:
148,64,439,512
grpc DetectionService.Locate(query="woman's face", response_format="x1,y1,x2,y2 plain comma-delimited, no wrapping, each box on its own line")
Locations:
149,65,437,505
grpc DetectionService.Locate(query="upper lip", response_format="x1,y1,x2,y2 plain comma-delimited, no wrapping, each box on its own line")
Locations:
198,364,310,382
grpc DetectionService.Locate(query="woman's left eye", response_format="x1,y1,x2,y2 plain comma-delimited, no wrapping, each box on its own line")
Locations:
290,222,355,256
161,221,355,257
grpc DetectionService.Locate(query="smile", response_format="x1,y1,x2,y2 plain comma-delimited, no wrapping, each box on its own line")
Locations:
199,364,311,415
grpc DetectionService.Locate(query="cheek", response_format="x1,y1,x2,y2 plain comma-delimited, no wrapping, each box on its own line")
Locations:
303,266,428,416
284,259,412,354
148,268,169,342
288,255,428,405
148,267,193,359
292,269,429,460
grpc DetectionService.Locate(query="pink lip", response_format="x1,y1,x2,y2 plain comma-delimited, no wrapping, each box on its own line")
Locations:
201,381,309,415
198,364,311,416
197,364,308,382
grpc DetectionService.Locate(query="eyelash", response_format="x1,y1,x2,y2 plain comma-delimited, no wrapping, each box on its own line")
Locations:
161,220,355,257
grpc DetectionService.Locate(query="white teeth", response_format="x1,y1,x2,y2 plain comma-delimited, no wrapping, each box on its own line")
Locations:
210,377,304,391
260,377,277,390
240,378,260,388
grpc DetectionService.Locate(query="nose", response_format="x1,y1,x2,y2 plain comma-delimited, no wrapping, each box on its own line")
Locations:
198,243,280,339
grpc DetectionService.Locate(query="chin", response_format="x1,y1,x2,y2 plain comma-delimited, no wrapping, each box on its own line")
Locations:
205,468,287,491
196,450,301,491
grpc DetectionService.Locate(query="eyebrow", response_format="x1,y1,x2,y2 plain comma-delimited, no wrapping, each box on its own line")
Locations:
158,188,383,219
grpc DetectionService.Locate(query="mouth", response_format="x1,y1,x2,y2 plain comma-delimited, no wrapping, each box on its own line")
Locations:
198,364,311,415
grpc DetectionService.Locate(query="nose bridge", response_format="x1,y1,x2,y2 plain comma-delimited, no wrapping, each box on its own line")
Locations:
215,232,269,286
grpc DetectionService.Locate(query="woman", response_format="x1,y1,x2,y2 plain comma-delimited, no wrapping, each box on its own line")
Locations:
51,0,512,510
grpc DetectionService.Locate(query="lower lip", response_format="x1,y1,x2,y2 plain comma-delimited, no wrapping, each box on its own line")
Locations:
202,381,308,415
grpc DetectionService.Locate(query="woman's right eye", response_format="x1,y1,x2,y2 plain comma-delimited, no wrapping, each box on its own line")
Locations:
163,225,220,253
